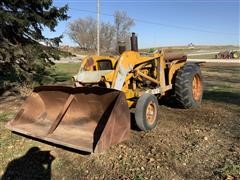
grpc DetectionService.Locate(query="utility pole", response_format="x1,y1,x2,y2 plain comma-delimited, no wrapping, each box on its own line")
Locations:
97,0,100,55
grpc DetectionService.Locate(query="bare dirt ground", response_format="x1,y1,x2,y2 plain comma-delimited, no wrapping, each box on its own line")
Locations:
0,63,239,180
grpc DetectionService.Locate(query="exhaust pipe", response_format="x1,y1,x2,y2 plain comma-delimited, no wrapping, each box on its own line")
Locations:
131,32,138,52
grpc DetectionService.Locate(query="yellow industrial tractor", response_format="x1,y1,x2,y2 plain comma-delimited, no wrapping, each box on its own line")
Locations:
6,33,203,153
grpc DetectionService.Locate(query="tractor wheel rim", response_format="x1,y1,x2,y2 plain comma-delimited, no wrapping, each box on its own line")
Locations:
146,102,157,125
192,74,202,101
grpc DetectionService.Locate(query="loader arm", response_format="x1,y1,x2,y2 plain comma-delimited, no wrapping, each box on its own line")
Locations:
111,51,161,90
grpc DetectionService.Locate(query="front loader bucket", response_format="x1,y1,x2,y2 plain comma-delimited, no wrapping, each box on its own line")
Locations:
6,86,130,153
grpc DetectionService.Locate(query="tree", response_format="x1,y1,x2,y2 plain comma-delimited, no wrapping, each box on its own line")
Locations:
68,17,115,51
100,22,115,51
68,11,135,53
68,17,97,50
114,10,135,45
0,0,69,90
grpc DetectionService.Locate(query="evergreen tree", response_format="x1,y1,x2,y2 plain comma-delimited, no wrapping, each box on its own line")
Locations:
0,0,69,90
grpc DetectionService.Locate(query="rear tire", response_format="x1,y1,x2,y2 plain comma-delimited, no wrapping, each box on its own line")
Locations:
175,63,203,108
135,94,159,131
233,51,239,59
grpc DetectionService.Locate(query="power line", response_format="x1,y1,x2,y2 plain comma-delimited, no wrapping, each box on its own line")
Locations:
56,0,239,3
69,7,237,36
97,0,100,55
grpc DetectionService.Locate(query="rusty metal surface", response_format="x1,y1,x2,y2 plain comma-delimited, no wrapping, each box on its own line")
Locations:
6,86,130,153
164,52,187,61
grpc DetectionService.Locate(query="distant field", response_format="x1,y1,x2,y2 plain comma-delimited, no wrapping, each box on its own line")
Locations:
141,45,239,59
141,45,239,52
60,45,239,58
56,45,240,62
188,54,216,59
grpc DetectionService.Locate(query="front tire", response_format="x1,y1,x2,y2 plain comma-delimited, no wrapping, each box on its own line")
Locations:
135,94,159,131
175,63,203,108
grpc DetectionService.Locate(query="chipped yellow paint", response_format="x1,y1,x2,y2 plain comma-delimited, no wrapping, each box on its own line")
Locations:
76,50,187,107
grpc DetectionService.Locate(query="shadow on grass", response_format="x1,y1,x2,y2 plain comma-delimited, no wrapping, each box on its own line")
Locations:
2,147,55,180
203,90,240,106
34,71,72,86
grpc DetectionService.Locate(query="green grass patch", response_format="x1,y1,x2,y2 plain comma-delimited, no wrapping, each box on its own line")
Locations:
54,63,80,76
207,85,235,92
0,112,15,122
215,159,240,178
39,63,80,86
53,63,80,85
134,175,144,180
